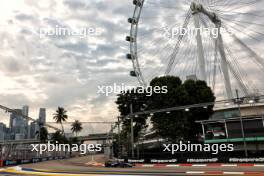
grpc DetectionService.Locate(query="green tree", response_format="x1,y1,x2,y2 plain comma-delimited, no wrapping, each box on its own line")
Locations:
182,79,215,140
149,76,188,141
115,88,150,157
53,107,68,135
51,131,65,143
116,88,149,142
39,127,48,143
149,76,215,142
71,120,83,137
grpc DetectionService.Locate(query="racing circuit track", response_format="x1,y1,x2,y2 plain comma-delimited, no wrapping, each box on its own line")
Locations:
1,155,264,175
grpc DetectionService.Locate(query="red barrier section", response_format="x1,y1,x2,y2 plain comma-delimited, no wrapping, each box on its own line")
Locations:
0,160,3,167
238,163,255,167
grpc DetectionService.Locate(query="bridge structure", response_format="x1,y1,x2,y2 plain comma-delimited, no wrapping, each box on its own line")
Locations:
0,133,114,145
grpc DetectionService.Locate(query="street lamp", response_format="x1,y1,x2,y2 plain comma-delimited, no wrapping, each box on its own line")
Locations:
235,89,248,157
117,116,121,158
127,97,149,158
129,103,135,158
225,102,231,106
248,100,255,104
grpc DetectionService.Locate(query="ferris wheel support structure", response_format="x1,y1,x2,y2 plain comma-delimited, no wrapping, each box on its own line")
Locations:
190,2,233,99
127,1,256,99
193,12,207,81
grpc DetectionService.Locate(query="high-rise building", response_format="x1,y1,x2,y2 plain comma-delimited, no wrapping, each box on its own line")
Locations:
10,109,22,132
30,121,39,139
22,105,29,116
10,109,28,140
6,106,48,139
22,105,31,139
39,108,46,126
9,109,20,131
0,123,6,140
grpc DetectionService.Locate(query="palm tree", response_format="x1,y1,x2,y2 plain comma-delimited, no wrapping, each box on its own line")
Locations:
71,120,83,137
53,107,68,135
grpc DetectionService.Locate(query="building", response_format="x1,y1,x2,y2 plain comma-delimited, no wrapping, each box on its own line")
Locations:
22,105,31,139
22,105,29,117
10,109,28,140
211,103,264,119
0,122,6,140
39,108,46,126
30,121,39,139
3,106,50,140
9,109,19,131
15,133,26,140
197,102,264,155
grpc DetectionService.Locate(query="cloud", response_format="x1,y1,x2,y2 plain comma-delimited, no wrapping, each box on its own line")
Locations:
0,0,263,132
64,0,87,10
15,13,35,21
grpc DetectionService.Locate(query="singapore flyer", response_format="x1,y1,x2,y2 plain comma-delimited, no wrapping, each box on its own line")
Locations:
127,0,264,99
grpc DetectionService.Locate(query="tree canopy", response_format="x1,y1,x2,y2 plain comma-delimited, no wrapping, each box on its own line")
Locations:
39,127,48,143
149,76,215,142
71,120,83,137
53,107,68,134
116,76,215,143
116,88,149,141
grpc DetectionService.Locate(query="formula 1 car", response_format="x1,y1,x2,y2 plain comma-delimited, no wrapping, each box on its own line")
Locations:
105,160,133,168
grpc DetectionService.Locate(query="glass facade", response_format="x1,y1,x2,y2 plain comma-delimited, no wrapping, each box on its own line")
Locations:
203,118,264,142
211,108,240,119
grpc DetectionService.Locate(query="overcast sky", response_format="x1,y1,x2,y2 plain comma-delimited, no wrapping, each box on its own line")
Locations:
0,0,263,131
0,0,136,127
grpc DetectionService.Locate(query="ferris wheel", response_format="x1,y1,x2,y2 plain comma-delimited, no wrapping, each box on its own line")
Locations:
126,0,264,99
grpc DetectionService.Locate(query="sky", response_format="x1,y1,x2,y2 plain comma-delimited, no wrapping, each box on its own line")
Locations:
0,0,136,127
0,0,263,132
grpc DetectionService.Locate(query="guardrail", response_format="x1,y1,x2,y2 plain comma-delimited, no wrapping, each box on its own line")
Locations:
0,156,70,167
0,139,40,145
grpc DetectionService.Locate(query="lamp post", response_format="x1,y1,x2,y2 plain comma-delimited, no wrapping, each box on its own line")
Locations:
235,89,248,157
117,116,121,158
130,103,134,158
126,96,149,158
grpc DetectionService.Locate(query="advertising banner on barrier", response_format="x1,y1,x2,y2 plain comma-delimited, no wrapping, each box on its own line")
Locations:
41,158,48,162
229,158,264,163
125,157,264,163
19,159,32,164
0,156,68,167
32,158,41,163
128,159,145,163
151,159,178,163
4,160,18,166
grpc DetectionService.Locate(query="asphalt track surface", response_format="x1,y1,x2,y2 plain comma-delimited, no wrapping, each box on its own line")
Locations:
1,155,264,175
